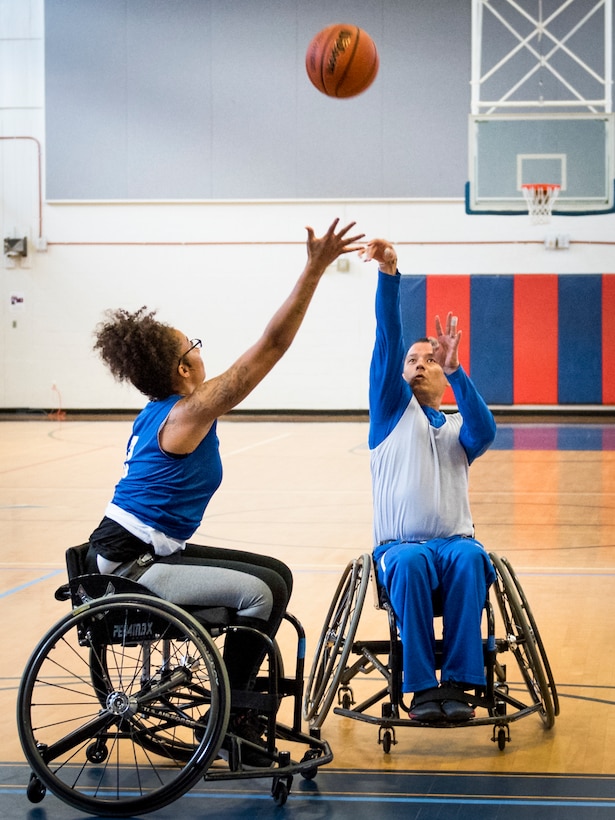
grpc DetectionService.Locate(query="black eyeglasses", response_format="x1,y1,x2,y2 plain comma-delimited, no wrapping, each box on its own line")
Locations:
178,338,202,366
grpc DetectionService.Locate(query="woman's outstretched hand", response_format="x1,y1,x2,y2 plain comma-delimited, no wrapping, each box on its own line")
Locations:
305,218,365,272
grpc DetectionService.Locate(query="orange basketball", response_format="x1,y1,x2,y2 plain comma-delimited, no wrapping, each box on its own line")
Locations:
305,24,379,98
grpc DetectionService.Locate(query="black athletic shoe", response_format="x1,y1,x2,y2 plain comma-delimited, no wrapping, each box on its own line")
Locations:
439,681,475,722
408,700,442,722
440,699,475,722
408,688,442,722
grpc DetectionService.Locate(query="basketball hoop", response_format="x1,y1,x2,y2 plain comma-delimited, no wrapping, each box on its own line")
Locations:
521,183,560,224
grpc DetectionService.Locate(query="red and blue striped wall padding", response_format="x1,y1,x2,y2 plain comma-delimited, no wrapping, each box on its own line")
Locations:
399,274,615,406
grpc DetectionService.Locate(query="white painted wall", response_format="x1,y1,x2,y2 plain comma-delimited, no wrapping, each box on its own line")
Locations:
2,1,614,412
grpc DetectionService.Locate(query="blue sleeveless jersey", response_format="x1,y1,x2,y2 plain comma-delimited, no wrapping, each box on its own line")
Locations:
110,395,223,540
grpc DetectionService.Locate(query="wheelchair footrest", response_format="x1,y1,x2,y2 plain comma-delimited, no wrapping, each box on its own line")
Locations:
230,690,280,713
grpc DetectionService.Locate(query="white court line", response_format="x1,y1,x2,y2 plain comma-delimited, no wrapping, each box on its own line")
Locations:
220,433,292,457
292,564,615,576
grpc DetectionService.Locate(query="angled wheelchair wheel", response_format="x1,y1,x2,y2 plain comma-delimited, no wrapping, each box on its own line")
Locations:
498,555,560,718
17,594,230,818
489,553,558,728
303,554,370,729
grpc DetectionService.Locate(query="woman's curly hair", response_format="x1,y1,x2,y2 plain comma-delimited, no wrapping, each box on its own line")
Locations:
93,307,182,401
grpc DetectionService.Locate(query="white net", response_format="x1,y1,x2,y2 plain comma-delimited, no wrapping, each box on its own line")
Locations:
521,184,560,224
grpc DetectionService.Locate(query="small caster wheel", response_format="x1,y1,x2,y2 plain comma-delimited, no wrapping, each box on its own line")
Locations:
272,778,290,806
86,740,108,763
300,748,320,780
378,723,396,752
27,773,46,804
497,727,507,751
341,692,352,710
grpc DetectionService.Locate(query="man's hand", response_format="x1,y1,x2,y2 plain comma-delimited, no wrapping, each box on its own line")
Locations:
433,312,461,374
358,238,397,275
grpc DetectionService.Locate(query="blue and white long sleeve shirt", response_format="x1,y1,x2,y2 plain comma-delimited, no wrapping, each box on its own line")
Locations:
369,271,496,547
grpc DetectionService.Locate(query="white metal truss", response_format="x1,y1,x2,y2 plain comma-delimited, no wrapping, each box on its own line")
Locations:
471,0,613,113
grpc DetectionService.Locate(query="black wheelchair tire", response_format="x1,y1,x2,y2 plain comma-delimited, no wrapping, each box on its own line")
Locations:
17,594,230,817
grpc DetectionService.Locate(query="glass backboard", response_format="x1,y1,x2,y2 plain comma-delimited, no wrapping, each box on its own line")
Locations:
466,113,615,214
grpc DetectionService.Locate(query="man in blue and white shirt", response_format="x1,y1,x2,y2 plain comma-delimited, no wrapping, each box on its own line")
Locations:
361,238,496,723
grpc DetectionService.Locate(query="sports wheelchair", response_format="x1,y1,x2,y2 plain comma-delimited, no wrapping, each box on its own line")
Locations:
303,552,558,752
17,544,332,817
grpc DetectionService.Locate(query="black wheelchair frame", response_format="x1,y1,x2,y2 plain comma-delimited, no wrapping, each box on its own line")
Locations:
303,552,559,753
17,544,332,817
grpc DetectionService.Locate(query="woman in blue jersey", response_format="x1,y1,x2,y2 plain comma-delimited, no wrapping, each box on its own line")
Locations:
360,238,496,724
87,218,363,759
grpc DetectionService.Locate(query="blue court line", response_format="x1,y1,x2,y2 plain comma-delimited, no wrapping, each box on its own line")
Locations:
2,787,614,809
210,790,615,807
0,570,62,599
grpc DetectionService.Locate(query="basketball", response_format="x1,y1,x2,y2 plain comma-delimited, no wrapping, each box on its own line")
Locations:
305,24,379,98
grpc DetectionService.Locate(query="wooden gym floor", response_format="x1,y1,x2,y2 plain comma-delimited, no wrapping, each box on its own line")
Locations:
1,415,614,818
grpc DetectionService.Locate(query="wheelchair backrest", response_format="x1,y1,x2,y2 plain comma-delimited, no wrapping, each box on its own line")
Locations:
66,542,93,579
63,543,155,604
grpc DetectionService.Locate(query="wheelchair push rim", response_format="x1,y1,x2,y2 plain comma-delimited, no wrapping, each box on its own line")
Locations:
489,553,558,729
302,553,370,729
17,593,230,818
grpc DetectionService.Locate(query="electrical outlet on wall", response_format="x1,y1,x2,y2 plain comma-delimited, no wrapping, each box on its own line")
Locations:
544,234,571,250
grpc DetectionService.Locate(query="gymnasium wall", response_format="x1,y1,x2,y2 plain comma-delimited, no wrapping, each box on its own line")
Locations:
43,0,613,203
1,0,614,413
44,0,472,201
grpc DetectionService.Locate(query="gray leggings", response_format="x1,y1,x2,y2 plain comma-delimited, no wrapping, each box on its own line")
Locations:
138,561,273,620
